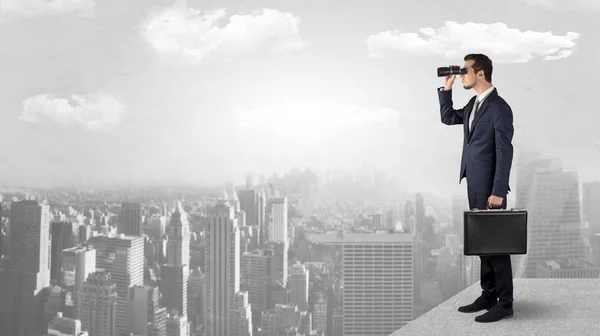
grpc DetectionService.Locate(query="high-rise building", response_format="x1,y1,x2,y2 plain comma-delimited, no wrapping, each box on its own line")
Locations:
342,231,414,336
205,200,241,336
88,234,144,335
119,202,142,236
78,271,118,336
517,164,587,278
289,263,309,312
582,181,600,233
161,202,190,319
167,202,190,267
61,246,96,318
241,249,273,330
128,285,167,336
232,291,253,336
268,197,287,243
238,190,261,243
0,200,52,336
51,221,77,282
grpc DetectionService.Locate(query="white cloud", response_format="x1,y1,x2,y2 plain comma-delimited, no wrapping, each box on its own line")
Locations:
366,21,579,63
0,0,94,20
235,99,400,141
523,0,600,11
141,6,307,64
20,92,125,131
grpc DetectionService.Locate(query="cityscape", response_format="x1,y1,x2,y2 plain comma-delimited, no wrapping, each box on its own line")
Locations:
1,0,600,335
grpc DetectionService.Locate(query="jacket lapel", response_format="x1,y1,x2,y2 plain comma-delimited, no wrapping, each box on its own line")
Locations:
467,88,498,142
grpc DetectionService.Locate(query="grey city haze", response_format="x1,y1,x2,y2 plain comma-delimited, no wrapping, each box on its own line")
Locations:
1,0,599,197
1,2,600,335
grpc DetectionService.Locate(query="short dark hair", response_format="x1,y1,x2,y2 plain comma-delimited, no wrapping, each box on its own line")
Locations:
464,53,493,83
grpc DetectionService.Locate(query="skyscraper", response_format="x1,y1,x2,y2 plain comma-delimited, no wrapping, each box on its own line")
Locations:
289,263,309,312
269,197,287,243
238,190,261,243
167,202,190,267
119,202,142,236
161,202,190,318
205,200,241,336
0,200,51,336
517,164,587,278
342,231,413,336
78,271,117,336
88,234,144,335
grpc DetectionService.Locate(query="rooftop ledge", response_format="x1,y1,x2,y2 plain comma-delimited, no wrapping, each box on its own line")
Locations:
391,278,600,336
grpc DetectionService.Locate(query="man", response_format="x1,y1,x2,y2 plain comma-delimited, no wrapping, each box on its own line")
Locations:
437,53,515,323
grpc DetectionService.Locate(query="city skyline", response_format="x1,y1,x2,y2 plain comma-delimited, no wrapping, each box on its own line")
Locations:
0,0,599,197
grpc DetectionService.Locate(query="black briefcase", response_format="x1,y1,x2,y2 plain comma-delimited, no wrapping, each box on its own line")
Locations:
463,208,528,256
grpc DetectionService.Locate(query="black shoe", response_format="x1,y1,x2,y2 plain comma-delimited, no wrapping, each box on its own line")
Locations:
474,304,514,323
457,295,497,313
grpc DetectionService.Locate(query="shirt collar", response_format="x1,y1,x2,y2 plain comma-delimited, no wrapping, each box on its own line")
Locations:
477,85,495,102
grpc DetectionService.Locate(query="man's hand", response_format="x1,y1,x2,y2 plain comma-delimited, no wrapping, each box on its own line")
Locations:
443,64,457,90
488,195,504,209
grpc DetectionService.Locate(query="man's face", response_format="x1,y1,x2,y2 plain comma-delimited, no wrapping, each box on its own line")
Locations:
461,60,480,90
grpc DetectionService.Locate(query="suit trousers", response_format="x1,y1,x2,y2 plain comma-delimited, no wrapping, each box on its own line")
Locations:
467,186,514,308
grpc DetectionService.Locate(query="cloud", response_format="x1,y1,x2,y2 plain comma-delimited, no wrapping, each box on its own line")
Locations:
366,21,579,63
0,0,94,20
523,0,600,11
19,92,125,131
141,6,307,65
235,99,400,141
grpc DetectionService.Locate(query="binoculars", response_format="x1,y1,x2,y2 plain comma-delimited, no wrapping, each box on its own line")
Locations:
437,66,466,77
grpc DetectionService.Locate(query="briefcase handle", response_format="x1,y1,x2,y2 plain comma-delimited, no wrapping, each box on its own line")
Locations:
471,208,524,212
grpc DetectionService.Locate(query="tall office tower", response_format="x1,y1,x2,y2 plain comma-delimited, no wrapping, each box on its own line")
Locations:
0,200,51,336
241,249,273,330
583,181,600,233
514,150,545,209
188,267,206,328
88,234,144,335
129,285,167,336
289,263,309,311
51,221,77,281
168,202,190,267
238,189,261,243
517,165,587,278
119,202,143,236
205,200,241,336
342,231,414,336
160,264,188,318
372,213,384,230
78,271,118,336
161,202,190,318
258,187,266,244
268,196,287,243
232,291,253,336
313,292,327,334
47,312,89,336
61,246,96,318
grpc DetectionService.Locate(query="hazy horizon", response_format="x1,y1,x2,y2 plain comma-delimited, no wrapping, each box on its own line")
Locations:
1,0,599,197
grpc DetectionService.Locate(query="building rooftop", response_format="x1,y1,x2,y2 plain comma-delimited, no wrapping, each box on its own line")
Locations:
391,278,600,336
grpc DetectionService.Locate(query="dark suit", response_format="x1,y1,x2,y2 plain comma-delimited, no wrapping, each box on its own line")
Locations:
438,86,514,308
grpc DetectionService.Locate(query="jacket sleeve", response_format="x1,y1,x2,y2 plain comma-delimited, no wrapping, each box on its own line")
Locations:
438,87,468,125
492,103,514,197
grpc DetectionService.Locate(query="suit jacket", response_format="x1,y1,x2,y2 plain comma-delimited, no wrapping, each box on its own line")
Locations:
437,87,514,197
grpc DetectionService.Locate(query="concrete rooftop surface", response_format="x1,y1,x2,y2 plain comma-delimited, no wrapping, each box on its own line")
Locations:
391,278,600,336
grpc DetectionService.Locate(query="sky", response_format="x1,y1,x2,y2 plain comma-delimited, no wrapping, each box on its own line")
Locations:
0,0,599,195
